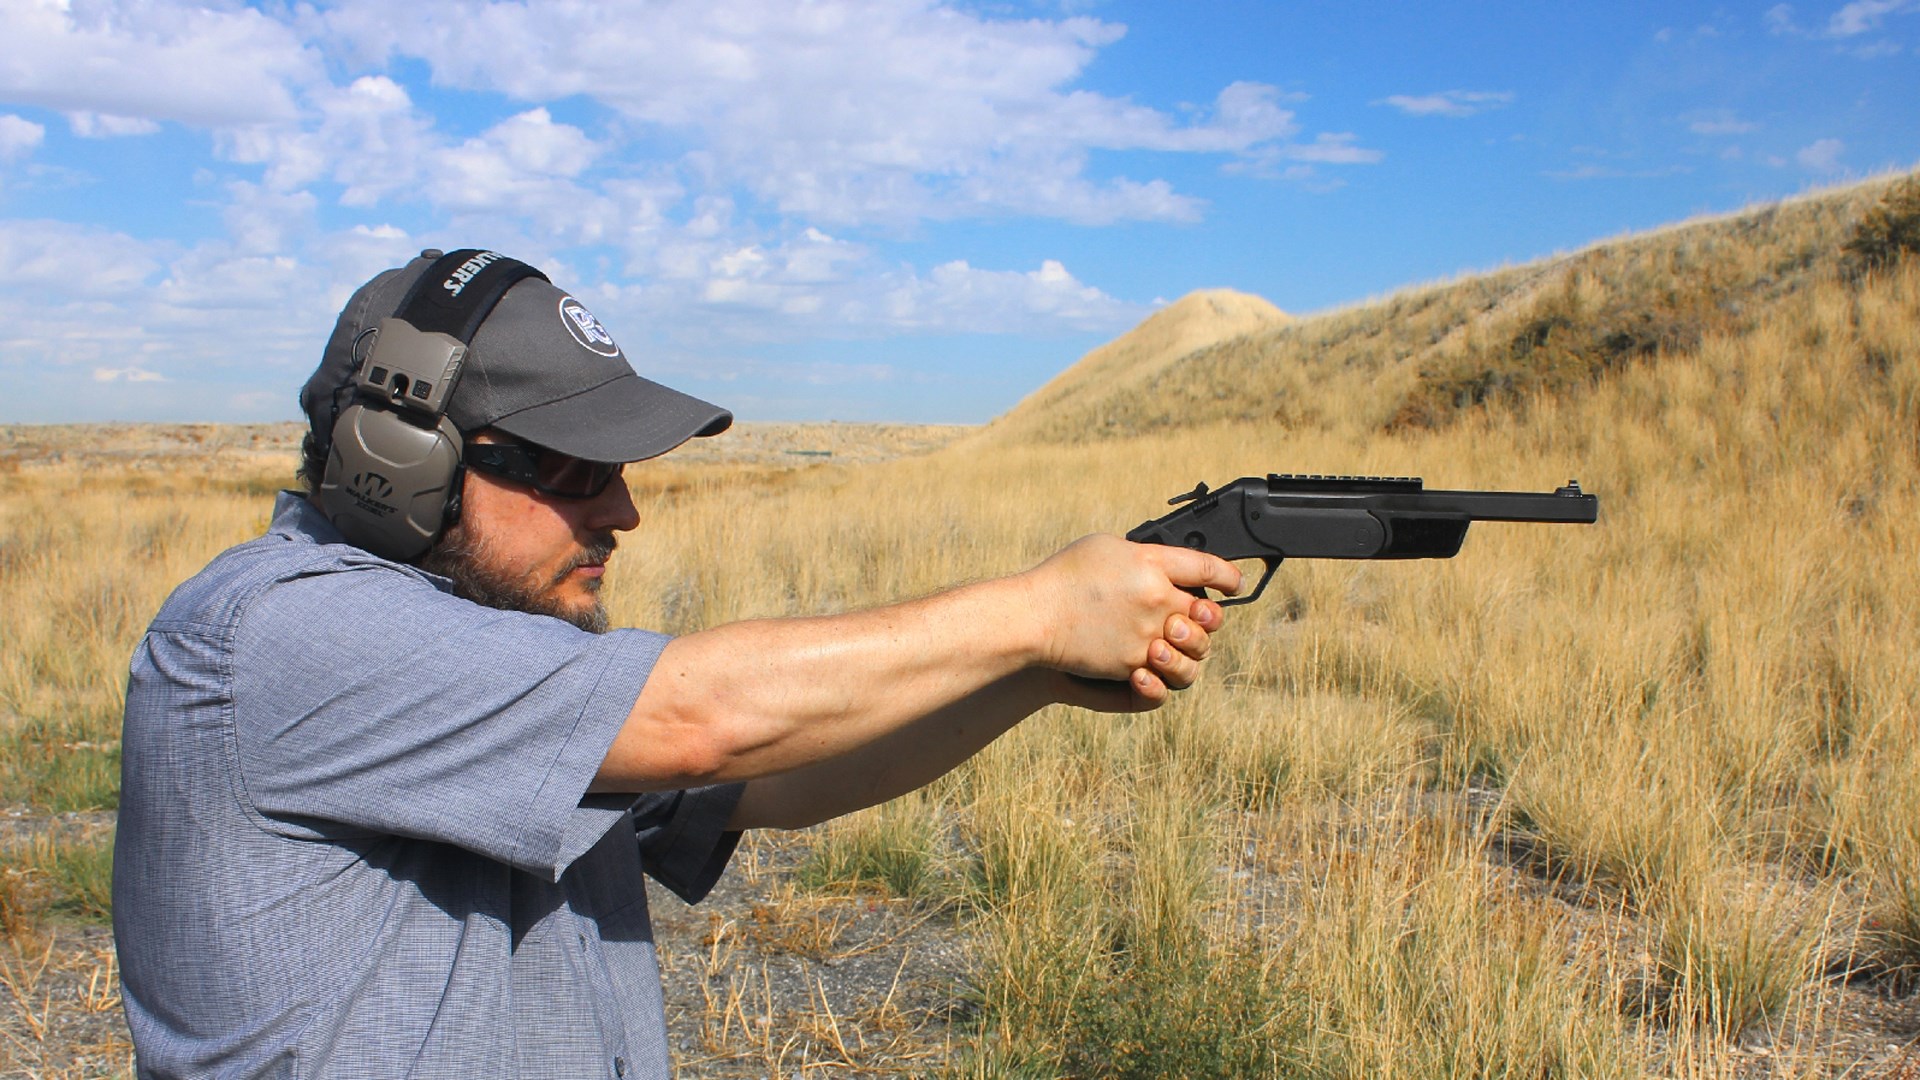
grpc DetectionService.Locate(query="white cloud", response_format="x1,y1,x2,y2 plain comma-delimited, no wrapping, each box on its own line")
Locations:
308,0,1360,225
878,258,1138,334
1228,132,1383,187
219,81,625,249
0,221,177,389
66,111,162,138
1687,112,1759,135
218,75,435,205
1281,133,1384,164
1377,90,1515,118
0,219,164,298
1826,0,1920,35
0,0,1387,421
1545,163,1696,181
93,366,167,382
0,114,45,160
478,109,597,178
423,109,610,241
596,216,1139,345
222,182,320,255
1796,137,1846,172
1770,0,1920,36
0,217,422,414
1849,37,1905,54
0,0,319,126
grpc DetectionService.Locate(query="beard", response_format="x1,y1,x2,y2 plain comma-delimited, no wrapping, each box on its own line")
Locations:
417,521,617,634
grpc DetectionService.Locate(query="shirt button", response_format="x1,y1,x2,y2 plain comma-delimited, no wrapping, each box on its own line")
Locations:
613,1057,627,1077
578,932,588,949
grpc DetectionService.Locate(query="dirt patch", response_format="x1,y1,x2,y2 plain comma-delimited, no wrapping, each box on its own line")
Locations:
652,831,973,1076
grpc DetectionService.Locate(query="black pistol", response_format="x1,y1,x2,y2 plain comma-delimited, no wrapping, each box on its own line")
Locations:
1126,474,1600,606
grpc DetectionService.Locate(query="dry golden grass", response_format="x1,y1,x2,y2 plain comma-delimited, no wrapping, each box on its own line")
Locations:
3,170,1917,1076
597,172,1920,1074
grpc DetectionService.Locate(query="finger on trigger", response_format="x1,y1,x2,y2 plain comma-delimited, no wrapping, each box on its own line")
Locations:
1157,546,1243,597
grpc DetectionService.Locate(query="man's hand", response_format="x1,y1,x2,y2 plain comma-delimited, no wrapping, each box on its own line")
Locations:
719,538,1239,828
1021,534,1241,710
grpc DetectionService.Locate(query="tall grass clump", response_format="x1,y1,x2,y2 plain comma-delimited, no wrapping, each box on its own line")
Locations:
0,861,38,941
1843,173,1920,275
1646,871,1824,1042
958,769,1316,1079
797,790,949,899
1809,727,1920,984
1169,687,1430,811
0,833,115,927
1291,813,1639,1079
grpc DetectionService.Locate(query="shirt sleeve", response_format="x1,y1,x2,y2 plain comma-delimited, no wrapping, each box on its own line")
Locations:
229,563,667,881
630,785,745,903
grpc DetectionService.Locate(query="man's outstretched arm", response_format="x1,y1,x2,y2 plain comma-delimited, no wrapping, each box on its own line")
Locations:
590,534,1240,797
726,594,1225,831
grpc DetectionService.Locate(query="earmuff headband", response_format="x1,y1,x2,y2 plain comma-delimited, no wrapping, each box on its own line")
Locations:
393,249,549,347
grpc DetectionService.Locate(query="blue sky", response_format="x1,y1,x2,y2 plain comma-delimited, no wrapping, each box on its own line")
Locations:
1,0,1916,425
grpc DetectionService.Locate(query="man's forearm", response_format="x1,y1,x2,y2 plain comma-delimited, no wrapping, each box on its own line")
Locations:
595,575,1046,792
725,669,1063,830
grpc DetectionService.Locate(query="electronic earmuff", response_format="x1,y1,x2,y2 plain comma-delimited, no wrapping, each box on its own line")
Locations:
317,249,548,561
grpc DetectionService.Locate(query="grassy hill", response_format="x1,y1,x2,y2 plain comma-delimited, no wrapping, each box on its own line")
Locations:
988,287,1290,443
977,170,1918,448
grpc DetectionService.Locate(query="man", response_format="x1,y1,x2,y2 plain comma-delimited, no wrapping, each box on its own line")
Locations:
114,249,1239,1078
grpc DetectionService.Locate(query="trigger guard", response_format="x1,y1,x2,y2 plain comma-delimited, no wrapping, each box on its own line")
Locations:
1216,558,1281,608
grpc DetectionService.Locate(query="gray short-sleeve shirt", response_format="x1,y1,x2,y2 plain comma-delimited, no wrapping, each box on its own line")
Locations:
114,492,743,1079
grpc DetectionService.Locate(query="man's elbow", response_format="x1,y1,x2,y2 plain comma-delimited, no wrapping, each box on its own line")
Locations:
594,711,738,792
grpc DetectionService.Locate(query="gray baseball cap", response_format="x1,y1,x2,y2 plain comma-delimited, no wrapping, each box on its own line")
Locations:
303,249,731,464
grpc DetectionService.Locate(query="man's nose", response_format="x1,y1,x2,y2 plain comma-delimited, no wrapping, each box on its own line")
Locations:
586,473,641,533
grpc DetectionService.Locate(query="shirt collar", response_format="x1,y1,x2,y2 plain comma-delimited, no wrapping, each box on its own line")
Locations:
269,490,461,592
269,490,347,546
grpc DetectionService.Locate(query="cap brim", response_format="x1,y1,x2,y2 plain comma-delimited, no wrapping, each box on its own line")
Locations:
489,373,732,463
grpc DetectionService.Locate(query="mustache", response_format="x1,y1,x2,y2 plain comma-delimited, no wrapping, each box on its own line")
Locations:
552,533,619,585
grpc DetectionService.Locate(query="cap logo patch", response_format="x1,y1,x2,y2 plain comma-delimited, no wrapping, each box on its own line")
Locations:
558,296,620,357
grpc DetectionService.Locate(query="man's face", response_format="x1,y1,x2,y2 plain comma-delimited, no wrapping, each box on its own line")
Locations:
418,433,641,633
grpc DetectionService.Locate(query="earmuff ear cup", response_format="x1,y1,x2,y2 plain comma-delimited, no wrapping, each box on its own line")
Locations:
317,404,464,561
315,250,547,560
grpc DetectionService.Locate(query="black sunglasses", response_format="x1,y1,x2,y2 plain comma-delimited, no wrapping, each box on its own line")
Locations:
462,440,625,499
